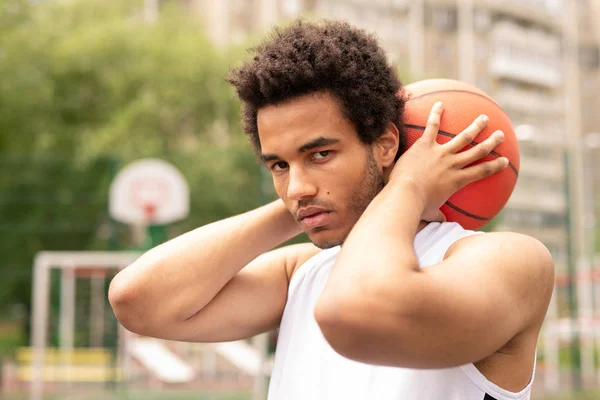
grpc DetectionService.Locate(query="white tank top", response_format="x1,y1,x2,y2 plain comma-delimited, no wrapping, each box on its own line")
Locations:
268,222,535,400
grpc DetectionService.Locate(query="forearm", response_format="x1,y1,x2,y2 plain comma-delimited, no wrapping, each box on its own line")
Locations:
314,180,428,364
109,199,301,327
323,179,425,304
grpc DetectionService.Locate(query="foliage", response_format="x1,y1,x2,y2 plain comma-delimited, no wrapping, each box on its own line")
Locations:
0,0,263,338
596,223,600,254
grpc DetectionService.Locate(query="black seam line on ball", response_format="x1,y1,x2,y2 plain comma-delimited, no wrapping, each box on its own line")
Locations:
404,124,519,177
405,89,503,110
444,201,492,221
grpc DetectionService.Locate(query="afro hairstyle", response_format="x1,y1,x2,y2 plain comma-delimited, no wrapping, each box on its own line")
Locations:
227,19,407,160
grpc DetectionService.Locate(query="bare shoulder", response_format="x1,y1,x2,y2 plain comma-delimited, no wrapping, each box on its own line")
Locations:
447,231,555,282
447,231,555,323
263,242,322,284
450,229,550,256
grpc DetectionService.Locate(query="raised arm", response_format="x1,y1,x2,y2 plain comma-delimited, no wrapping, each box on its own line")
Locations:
314,102,554,368
109,199,319,342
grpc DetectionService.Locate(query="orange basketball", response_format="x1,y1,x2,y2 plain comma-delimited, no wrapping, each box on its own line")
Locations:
401,79,520,230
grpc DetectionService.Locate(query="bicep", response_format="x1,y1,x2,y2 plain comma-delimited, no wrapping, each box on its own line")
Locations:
328,233,554,369
172,243,320,343
394,233,554,366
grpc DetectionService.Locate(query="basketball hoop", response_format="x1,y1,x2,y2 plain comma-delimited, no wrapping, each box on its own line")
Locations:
109,159,190,226
129,179,169,224
142,203,157,223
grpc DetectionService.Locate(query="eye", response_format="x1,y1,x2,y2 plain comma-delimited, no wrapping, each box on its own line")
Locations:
270,161,288,172
313,150,331,161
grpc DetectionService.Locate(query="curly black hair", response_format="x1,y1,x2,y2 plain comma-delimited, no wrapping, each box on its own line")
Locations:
227,19,406,160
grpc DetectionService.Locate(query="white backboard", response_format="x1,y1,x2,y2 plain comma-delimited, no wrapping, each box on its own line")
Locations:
109,158,190,225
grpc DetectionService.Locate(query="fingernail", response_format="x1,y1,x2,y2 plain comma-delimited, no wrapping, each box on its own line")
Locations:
496,130,504,138
434,101,443,110
503,157,509,166
480,115,488,123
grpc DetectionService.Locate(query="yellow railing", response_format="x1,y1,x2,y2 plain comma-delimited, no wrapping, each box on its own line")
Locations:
16,347,122,382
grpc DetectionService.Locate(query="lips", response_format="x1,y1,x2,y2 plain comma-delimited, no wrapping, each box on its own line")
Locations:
298,207,331,229
298,207,328,220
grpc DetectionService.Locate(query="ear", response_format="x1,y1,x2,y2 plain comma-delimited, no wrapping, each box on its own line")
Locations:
374,122,400,170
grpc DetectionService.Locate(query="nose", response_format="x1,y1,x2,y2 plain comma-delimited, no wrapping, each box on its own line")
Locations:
286,166,318,201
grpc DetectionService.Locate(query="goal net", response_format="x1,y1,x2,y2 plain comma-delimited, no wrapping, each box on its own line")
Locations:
20,251,269,400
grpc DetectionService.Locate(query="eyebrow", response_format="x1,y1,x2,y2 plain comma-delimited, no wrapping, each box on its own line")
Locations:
260,137,341,163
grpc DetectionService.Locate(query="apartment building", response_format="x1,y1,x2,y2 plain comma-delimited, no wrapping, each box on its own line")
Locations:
182,0,599,307
577,0,600,237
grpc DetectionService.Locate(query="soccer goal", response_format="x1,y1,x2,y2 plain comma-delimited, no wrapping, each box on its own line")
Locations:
27,251,140,400
25,250,271,400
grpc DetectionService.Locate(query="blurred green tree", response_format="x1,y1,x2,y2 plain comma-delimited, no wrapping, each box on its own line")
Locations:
0,0,263,344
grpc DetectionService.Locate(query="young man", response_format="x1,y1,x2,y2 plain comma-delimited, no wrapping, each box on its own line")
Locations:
109,20,554,400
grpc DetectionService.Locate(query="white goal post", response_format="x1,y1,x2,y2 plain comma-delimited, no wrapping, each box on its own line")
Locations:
29,250,272,400
29,251,141,400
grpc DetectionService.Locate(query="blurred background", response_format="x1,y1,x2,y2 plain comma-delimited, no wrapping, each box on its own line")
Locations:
0,0,599,399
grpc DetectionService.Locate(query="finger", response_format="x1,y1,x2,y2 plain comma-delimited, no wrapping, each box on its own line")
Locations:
456,130,504,167
459,157,509,187
444,114,488,153
422,102,444,143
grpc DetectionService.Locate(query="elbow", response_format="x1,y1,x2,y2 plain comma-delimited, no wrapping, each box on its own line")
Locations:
108,270,150,335
314,285,417,363
314,298,365,361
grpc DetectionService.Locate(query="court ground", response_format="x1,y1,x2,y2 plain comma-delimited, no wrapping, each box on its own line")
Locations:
3,390,600,400
0,391,250,400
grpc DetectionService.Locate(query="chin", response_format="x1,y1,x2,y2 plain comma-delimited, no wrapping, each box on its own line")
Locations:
308,229,347,249
313,240,343,250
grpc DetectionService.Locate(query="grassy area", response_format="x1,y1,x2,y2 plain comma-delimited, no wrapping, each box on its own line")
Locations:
1,391,251,400
0,322,25,358
4,390,600,400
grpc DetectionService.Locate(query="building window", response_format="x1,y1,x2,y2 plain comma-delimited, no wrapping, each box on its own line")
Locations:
429,7,457,32
503,208,565,228
473,9,490,32
580,46,600,69
476,42,488,60
436,43,453,60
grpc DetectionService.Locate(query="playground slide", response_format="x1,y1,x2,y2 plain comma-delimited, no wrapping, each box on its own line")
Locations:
213,340,262,375
128,337,195,383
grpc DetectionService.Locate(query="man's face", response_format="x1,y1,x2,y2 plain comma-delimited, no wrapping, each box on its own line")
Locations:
257,92,386,249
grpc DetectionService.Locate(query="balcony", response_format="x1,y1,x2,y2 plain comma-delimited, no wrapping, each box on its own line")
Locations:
518,157,565,181
485,0,562,32
496,225,567,247
489,21,562,87
506,189,566,213
495,88,563,115
490,56,561,87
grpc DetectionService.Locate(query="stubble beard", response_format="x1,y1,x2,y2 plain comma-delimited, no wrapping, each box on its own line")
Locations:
312,149,385,249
